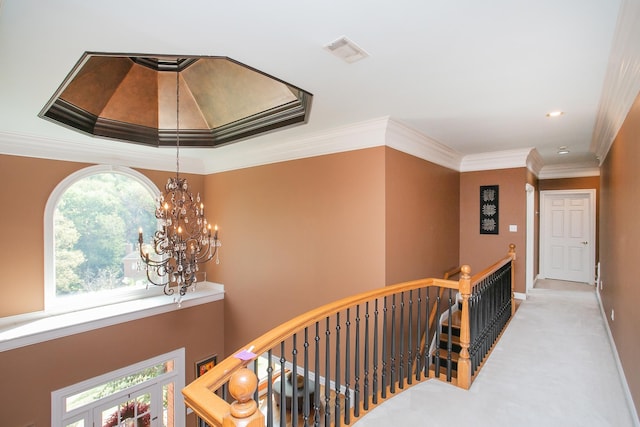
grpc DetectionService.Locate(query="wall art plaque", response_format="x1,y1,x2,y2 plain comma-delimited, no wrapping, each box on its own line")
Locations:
480,185,499,234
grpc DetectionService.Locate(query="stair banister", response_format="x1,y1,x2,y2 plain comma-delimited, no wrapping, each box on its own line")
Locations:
183,277,459,426
182,244,516,426
456,264,472,390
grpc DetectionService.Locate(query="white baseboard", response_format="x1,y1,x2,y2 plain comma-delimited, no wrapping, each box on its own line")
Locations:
514,292,527,300
596,289,640,426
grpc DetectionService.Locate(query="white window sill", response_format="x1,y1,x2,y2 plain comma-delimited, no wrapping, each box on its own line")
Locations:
0,282,224,353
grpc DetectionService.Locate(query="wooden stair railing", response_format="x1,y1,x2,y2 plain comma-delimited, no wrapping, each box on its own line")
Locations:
417,265,462,377
183,245,516,427
428,244,517,386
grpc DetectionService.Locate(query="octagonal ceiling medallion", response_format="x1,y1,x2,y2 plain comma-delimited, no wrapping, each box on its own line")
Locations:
40,52,313,148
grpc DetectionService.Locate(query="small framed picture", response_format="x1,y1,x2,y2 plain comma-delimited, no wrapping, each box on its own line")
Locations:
196,355,217,427
196,354,217,378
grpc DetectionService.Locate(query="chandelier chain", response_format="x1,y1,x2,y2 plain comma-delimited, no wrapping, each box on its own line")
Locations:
176,70,180,179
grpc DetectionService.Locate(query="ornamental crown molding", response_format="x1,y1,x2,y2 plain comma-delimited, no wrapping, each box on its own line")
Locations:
538,163,601,179
590,0,640,165
201,117,389,173
459,148,536,173
526,149,544,176
384,118,463,171
3,123,600,178
0,130,205,173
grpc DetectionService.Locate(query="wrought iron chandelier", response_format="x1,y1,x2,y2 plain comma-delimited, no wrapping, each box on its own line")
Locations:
138,69,220,300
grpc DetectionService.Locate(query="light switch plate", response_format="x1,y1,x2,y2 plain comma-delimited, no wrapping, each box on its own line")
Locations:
509,224,517,232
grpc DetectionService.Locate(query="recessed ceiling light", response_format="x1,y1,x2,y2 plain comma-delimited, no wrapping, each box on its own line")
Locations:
557,146,570,154
546,111,564,118
324,36,369,63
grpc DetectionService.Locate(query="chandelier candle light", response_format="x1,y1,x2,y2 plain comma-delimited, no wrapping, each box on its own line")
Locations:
138,68,220,301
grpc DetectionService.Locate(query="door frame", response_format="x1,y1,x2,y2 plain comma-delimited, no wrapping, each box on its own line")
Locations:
525,183,535,292
539,189,596,284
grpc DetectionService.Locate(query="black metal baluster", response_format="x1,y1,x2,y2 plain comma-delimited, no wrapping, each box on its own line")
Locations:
381,296,388,399
280,342,287,427
415,288,422,381
424,287,431,377
304,328,310,427
446,288,453,382
352,306,359,419
373,299,380,404
345,308,352,425
324,317,331,427
398,292,405,389
253,357,259,404
267,349,274,427
363,302,370,411
390,293,397,393
434,289,441,378
314,322,321,427
292,334,299,427
335,313,342,427
407,289,413,385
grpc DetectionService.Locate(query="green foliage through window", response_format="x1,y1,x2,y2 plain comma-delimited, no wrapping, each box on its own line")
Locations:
54,172,157,296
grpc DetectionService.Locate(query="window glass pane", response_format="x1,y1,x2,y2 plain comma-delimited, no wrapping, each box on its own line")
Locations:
253,353,280,381
64,420,85,427
101,394,150,427
54,172,156,297
66,362,169,411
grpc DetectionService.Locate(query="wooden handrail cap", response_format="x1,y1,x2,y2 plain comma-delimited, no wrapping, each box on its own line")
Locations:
461,265,471,276
229,367,258,403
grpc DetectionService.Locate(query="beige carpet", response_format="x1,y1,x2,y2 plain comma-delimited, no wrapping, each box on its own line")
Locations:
354,279,638,427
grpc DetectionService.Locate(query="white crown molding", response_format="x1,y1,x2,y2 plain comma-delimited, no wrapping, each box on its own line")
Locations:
201,117,389,174
202,117,464,174
590,0,640,165
385,119,463,171
459,148,534,172
526,148,544,177
0,130,206,173
1,123,600,179
538,163,601,180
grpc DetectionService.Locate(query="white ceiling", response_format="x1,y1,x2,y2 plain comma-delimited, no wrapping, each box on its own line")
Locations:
1,0,639,176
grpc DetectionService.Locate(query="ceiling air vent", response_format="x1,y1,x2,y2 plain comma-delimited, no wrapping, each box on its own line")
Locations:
324,36,369,63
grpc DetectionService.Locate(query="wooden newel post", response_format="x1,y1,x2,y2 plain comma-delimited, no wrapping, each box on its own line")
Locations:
457,264,472,390
508,243,516,316
222,367,264,427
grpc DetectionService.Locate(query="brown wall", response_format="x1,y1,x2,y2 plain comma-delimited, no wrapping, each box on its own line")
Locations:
460,168,527,293
0,299,224,427
385,148,460,284
0,154,221,426
204,147,387,354
202,146,462,355
599,92,640,415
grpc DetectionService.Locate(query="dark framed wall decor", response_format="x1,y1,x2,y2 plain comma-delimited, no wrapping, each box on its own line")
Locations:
480,185,499,234
195,355,217,427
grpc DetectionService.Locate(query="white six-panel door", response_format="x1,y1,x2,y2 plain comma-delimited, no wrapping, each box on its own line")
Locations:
540,190,595,284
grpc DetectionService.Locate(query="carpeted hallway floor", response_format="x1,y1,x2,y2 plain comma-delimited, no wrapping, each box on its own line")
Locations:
353,279,638,427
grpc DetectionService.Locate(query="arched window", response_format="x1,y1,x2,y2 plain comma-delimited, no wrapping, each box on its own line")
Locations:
45,165,160,311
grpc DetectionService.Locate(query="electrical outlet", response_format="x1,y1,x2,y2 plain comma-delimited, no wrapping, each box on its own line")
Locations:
611,309,615,321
